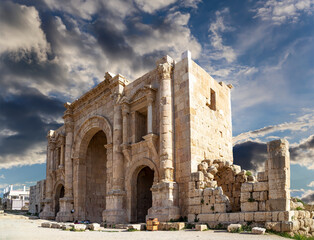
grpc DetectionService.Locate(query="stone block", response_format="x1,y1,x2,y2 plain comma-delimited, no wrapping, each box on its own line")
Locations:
253,182,269,192
229,213,240,222
259,201,266,211
204,188,214,196
201,203,214,213
88,223,101,230
173,222,185,230
62,225,72,230
188,214,195,222
241,202,258,212
254,212,266,222
240,192,250,202
196,224,208,231
265,222,281,232
189,205,201,214
191,172,204,182
213,187,223,195
227,224,242,232
215,213,229,222
260,191,268,201
245,212,254,222
272,211,279,221
257,172,268,182
198,213,215,222
214,203,226,213
252,227,266,234
239,212,245,222
51,223,61,229
215,194,229,203
278,211,293,221
241,183,253,192
41,222,52,228
265,212,272,222
252,192,260,201
74,224,86,231
281,221,293,232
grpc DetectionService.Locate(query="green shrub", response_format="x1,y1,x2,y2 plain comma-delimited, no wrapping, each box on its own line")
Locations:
248,198,255,202
246,171,252,176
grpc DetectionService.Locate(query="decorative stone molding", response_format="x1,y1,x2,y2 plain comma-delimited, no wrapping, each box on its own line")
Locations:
143,133,159,162
121,143,131,162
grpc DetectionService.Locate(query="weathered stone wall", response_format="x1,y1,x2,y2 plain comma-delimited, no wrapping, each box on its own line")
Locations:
173,57,192,217
29,180,46,214
188,60,233,170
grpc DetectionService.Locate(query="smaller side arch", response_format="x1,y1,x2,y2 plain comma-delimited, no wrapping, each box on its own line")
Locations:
125,158,159,223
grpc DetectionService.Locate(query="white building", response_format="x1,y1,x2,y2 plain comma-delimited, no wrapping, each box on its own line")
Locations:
2,185,30,210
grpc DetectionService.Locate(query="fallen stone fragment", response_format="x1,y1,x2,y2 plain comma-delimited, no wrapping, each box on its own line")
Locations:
41,222,52,228
127,224,141,231
73,224,86,231
227,224,242,232
51,223,61,229
252,227,266,235
195,224,208,231
87,223,101,231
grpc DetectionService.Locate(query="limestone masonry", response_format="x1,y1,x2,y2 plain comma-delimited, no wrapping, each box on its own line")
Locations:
38,51,314,236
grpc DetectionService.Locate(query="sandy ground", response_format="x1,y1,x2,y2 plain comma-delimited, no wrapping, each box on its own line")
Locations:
0,213,286,240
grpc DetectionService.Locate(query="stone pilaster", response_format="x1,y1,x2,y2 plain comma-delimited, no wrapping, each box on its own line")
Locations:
103,74,128,223
147,56,180,222
121,103,131,162
267,139,290,211
40,131,56,220
56,102,74,222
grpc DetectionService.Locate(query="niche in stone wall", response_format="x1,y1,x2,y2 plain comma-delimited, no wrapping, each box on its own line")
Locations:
135,108,147,143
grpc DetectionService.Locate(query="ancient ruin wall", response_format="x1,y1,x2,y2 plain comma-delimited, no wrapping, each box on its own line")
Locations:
188,60,233,171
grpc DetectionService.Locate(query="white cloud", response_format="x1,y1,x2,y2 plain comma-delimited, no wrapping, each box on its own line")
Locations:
0,174,5,179
134,0,177,13
207,8,236,63
0,2,50,61
0,143,46,169
308,181,314,187
126,11,201,60
233,110,314,145
254,0,314,24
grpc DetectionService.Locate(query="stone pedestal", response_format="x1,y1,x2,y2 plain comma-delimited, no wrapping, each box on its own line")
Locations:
147,181,180,222
56,197,74,222
102,190,127,223
39,198,55,220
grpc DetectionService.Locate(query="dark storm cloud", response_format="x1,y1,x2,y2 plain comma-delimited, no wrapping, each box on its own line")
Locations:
301,192,314,204
233,141,267,172
0,86,64,156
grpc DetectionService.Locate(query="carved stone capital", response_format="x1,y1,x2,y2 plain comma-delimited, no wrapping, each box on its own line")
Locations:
158,63,172,80
110,92,122,105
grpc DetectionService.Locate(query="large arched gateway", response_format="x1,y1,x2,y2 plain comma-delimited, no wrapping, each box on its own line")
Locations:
84,130,107,222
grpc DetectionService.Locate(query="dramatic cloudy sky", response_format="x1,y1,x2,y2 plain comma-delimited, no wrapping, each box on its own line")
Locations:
0,0,313,203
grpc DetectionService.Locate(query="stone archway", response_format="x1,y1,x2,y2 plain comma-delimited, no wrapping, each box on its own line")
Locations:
85,130,107,222
126,158,159,223
136,166,154,223
54,184,65,216
71,115,113,222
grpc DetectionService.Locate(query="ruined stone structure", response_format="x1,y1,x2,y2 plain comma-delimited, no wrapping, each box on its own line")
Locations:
39,51,314,236
29,180,46,215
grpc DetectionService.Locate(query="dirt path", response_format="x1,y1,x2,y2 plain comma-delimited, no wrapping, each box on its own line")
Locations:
0,214,286,240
